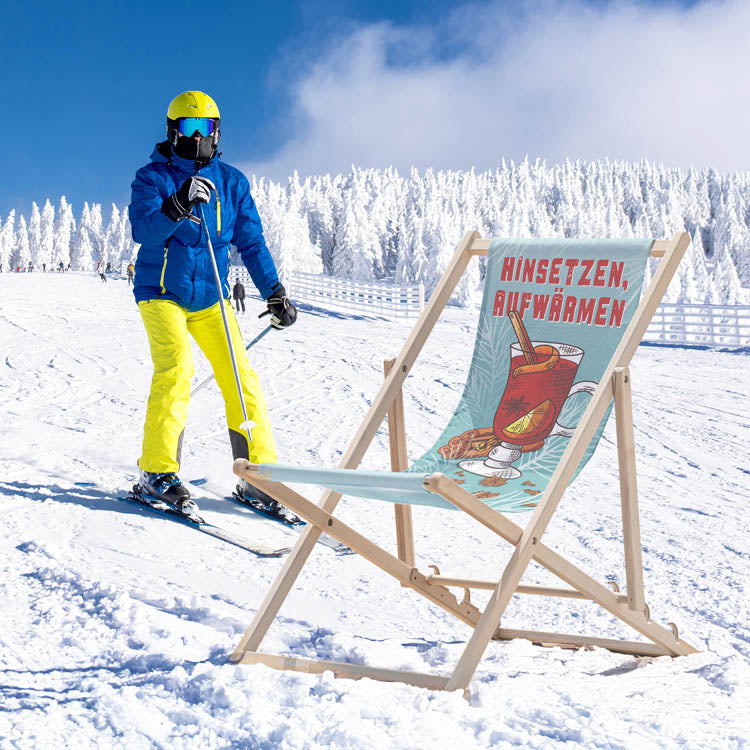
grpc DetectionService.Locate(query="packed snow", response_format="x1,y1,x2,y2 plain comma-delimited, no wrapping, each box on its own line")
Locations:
1,271,748,749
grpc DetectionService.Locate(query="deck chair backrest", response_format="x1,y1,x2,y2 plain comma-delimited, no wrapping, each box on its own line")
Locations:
408,238,653,511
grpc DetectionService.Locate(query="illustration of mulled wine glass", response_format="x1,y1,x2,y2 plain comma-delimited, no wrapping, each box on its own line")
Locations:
460,312,597,479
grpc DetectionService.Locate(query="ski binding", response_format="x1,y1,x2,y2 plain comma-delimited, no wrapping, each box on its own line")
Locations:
129,484,205,524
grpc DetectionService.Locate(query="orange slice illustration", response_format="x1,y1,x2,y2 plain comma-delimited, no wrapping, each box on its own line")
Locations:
501,398,555,439
512,345,559,378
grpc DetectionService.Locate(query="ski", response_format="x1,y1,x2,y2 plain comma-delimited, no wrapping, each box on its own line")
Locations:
123,486,290,557
189,477,353,554
74,482,290,558
230,486,304,526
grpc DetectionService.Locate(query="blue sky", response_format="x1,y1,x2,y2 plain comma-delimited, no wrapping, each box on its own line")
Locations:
3,0,747,220
3,0,461,216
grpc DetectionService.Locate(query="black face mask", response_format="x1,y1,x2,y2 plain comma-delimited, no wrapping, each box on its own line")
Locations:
173,134,216,163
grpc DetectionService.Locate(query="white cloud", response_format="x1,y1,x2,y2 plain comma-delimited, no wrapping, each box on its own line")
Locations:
241,0,750,179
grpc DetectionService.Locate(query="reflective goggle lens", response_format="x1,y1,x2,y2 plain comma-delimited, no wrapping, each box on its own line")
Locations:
178,117,216,137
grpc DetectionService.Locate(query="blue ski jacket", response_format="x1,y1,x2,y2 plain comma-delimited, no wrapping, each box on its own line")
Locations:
129,143,279,312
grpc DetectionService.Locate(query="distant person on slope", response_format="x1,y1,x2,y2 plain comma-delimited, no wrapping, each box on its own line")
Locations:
127,262,135,286
129,90,297,515
232,277,246,313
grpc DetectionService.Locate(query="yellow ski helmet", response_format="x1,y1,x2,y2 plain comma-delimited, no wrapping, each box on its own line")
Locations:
167,90,220,120
166,91,221,159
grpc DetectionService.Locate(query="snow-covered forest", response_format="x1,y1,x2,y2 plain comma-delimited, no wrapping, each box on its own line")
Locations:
1,159,749,305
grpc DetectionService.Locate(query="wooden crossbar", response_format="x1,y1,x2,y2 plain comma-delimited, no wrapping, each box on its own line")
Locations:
425,576,628,602
231,231,698,694
238,652,451,691
468,238,671,257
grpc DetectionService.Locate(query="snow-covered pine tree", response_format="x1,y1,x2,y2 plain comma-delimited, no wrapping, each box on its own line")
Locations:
37,199,55,270
0,211,15,271
89,203,105,267
118,208,137,267
280,176,323,280
102,205,121,271
678,229,710,303
707,243,745,305
70,208,95,271
28,202,41,268
331,200,361,279
53,196,75,270
303,174,336,274
14,215,31,271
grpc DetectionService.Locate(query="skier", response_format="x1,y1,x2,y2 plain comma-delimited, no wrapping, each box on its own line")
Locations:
232,277,246,313
129,90,297,515
127,262,135,286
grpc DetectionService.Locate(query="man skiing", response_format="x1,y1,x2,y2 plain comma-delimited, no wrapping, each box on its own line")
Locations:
232,277,246,313
127,262,135,286
129,90,297,516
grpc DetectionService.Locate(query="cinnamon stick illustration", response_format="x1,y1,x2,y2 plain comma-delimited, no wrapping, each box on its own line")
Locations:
508,310,537,365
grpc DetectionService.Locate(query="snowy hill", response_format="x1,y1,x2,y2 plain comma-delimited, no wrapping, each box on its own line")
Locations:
1,272,749,748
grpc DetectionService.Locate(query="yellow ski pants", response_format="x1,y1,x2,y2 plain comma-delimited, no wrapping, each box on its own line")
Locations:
138,298,276,473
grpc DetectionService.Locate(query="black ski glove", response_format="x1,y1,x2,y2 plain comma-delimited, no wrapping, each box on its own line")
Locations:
162,176,216,222
259,284,297,329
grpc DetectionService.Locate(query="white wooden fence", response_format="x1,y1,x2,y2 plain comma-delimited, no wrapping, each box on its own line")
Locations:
286,272,425,318
230,265,749,347
643,303,750,348
229,267,424,317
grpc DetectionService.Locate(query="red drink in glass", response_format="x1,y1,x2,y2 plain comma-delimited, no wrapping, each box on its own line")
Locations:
493,342,584,450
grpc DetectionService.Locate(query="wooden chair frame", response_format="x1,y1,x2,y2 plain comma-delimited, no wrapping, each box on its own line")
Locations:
231,231,698,694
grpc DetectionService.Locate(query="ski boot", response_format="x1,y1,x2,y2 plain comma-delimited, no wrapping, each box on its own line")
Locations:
234,479,303,526
137,471,201,519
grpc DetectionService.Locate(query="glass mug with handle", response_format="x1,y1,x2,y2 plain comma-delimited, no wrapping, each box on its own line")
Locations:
460,341,597,479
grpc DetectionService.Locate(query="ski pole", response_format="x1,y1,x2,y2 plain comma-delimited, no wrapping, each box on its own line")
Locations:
190,324,272,397
197,202,255,445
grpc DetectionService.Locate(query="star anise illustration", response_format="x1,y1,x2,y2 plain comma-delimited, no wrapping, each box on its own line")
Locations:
502,396,529,418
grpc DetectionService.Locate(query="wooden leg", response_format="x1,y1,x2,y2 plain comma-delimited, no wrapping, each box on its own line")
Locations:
231,520,328,659
233,466,486,628
614,367,646,613
424,474,697,661
384,358,415,568
231,231,481,661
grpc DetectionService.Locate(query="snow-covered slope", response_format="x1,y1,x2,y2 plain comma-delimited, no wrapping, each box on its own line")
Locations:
1,272,748,749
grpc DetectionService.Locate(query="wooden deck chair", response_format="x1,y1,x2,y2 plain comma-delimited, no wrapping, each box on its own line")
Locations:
232,231,698,695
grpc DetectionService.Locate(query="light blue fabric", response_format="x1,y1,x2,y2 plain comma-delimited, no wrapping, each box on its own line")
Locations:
254,464,451,508
264,238,652,513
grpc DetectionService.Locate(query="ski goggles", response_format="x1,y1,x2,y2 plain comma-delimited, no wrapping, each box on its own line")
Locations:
177,117,218,137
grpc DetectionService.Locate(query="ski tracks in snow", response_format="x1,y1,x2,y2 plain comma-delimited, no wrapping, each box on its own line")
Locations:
1,274,749,748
